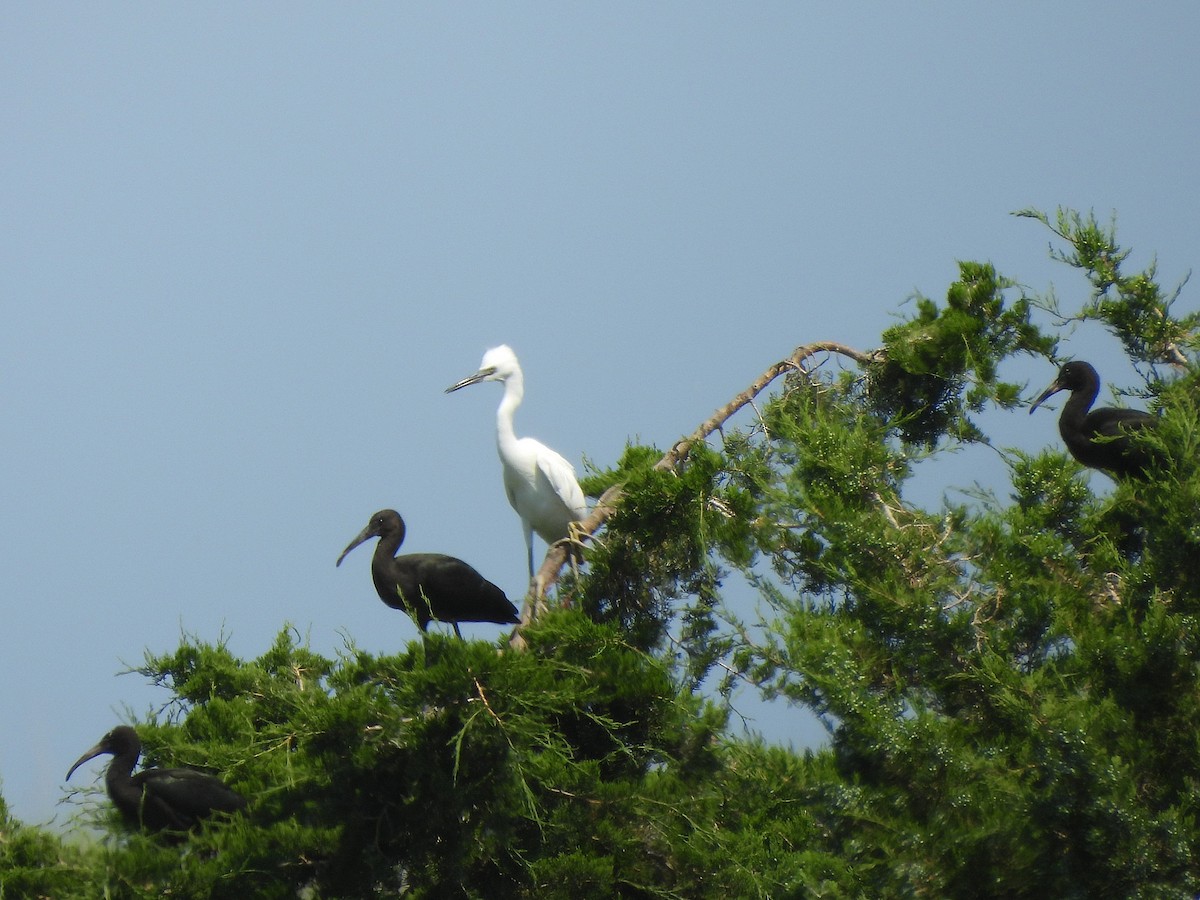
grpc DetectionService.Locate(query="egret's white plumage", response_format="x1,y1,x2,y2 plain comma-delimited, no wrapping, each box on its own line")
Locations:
447,345,588,580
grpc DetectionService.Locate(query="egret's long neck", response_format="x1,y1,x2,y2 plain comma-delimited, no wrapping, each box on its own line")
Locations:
495,370,525,453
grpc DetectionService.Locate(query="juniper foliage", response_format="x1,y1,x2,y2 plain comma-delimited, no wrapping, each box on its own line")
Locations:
9,209,1200,898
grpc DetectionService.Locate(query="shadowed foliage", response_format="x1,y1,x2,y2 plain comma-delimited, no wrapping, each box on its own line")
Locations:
9,208,1200,897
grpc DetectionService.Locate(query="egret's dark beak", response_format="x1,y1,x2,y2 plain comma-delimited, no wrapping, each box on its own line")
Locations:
336,523,378,567
445,366,495,393
66,741,109,782
1029,376,1066,415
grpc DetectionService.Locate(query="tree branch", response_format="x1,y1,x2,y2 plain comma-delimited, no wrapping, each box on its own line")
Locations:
510,340,873,644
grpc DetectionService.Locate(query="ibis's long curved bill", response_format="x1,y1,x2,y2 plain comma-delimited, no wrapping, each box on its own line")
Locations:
336,524,376,567
65,741,108,782
1029,376,1067,415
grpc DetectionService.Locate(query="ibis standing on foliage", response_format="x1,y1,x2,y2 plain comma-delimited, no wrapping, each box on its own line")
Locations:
65,725,246,833
1029,360,1157,479
337,508,519,637
446,345,588,583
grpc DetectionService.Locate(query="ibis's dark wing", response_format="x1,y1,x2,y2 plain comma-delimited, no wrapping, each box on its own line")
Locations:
401,553,520,625
1087,407,1155,438
133,767,246,831
1083,408,1157,476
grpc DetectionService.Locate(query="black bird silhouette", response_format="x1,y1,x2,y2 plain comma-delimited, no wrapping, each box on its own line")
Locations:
336,509,519,638
65,725,246,833
1029,360,1156,478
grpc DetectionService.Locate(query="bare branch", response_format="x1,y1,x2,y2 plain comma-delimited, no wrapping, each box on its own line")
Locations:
510,340,873,646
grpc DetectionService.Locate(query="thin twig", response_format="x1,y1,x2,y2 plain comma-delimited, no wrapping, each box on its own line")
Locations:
510,341,873,646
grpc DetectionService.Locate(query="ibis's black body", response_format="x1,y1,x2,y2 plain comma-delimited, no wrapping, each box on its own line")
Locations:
1029,360,1156,479
65,725,246,833
337,509,519,638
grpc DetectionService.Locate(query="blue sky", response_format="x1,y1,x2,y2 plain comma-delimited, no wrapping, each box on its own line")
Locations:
3,4,1198,828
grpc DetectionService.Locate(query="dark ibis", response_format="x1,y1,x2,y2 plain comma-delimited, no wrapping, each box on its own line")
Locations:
446,345,588,583
336,508,519,638
65,725,246,833
1029,360,1157,478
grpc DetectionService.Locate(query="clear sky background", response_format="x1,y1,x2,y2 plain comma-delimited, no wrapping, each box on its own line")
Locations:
3,4,1197,829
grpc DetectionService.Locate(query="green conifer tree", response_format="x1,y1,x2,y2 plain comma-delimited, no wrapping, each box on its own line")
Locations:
9,208,1198,898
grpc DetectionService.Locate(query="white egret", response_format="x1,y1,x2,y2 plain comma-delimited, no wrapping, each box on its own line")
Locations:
446,345,588,583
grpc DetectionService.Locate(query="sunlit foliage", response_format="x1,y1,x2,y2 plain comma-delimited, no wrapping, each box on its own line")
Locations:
7,209,1199,897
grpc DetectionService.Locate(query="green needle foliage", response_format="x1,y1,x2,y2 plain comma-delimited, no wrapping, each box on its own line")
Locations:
7,208,1200,897
867,260,1054,446
0,795,90,897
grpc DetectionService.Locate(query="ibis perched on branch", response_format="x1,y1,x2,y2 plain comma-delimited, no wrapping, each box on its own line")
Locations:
337,508,518,638
65,725,246,833
1029,360,1156,479
446,345,588,583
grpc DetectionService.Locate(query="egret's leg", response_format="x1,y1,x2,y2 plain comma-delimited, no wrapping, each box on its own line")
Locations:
524,522,536,581
567,521,584,580
550,521,591,575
